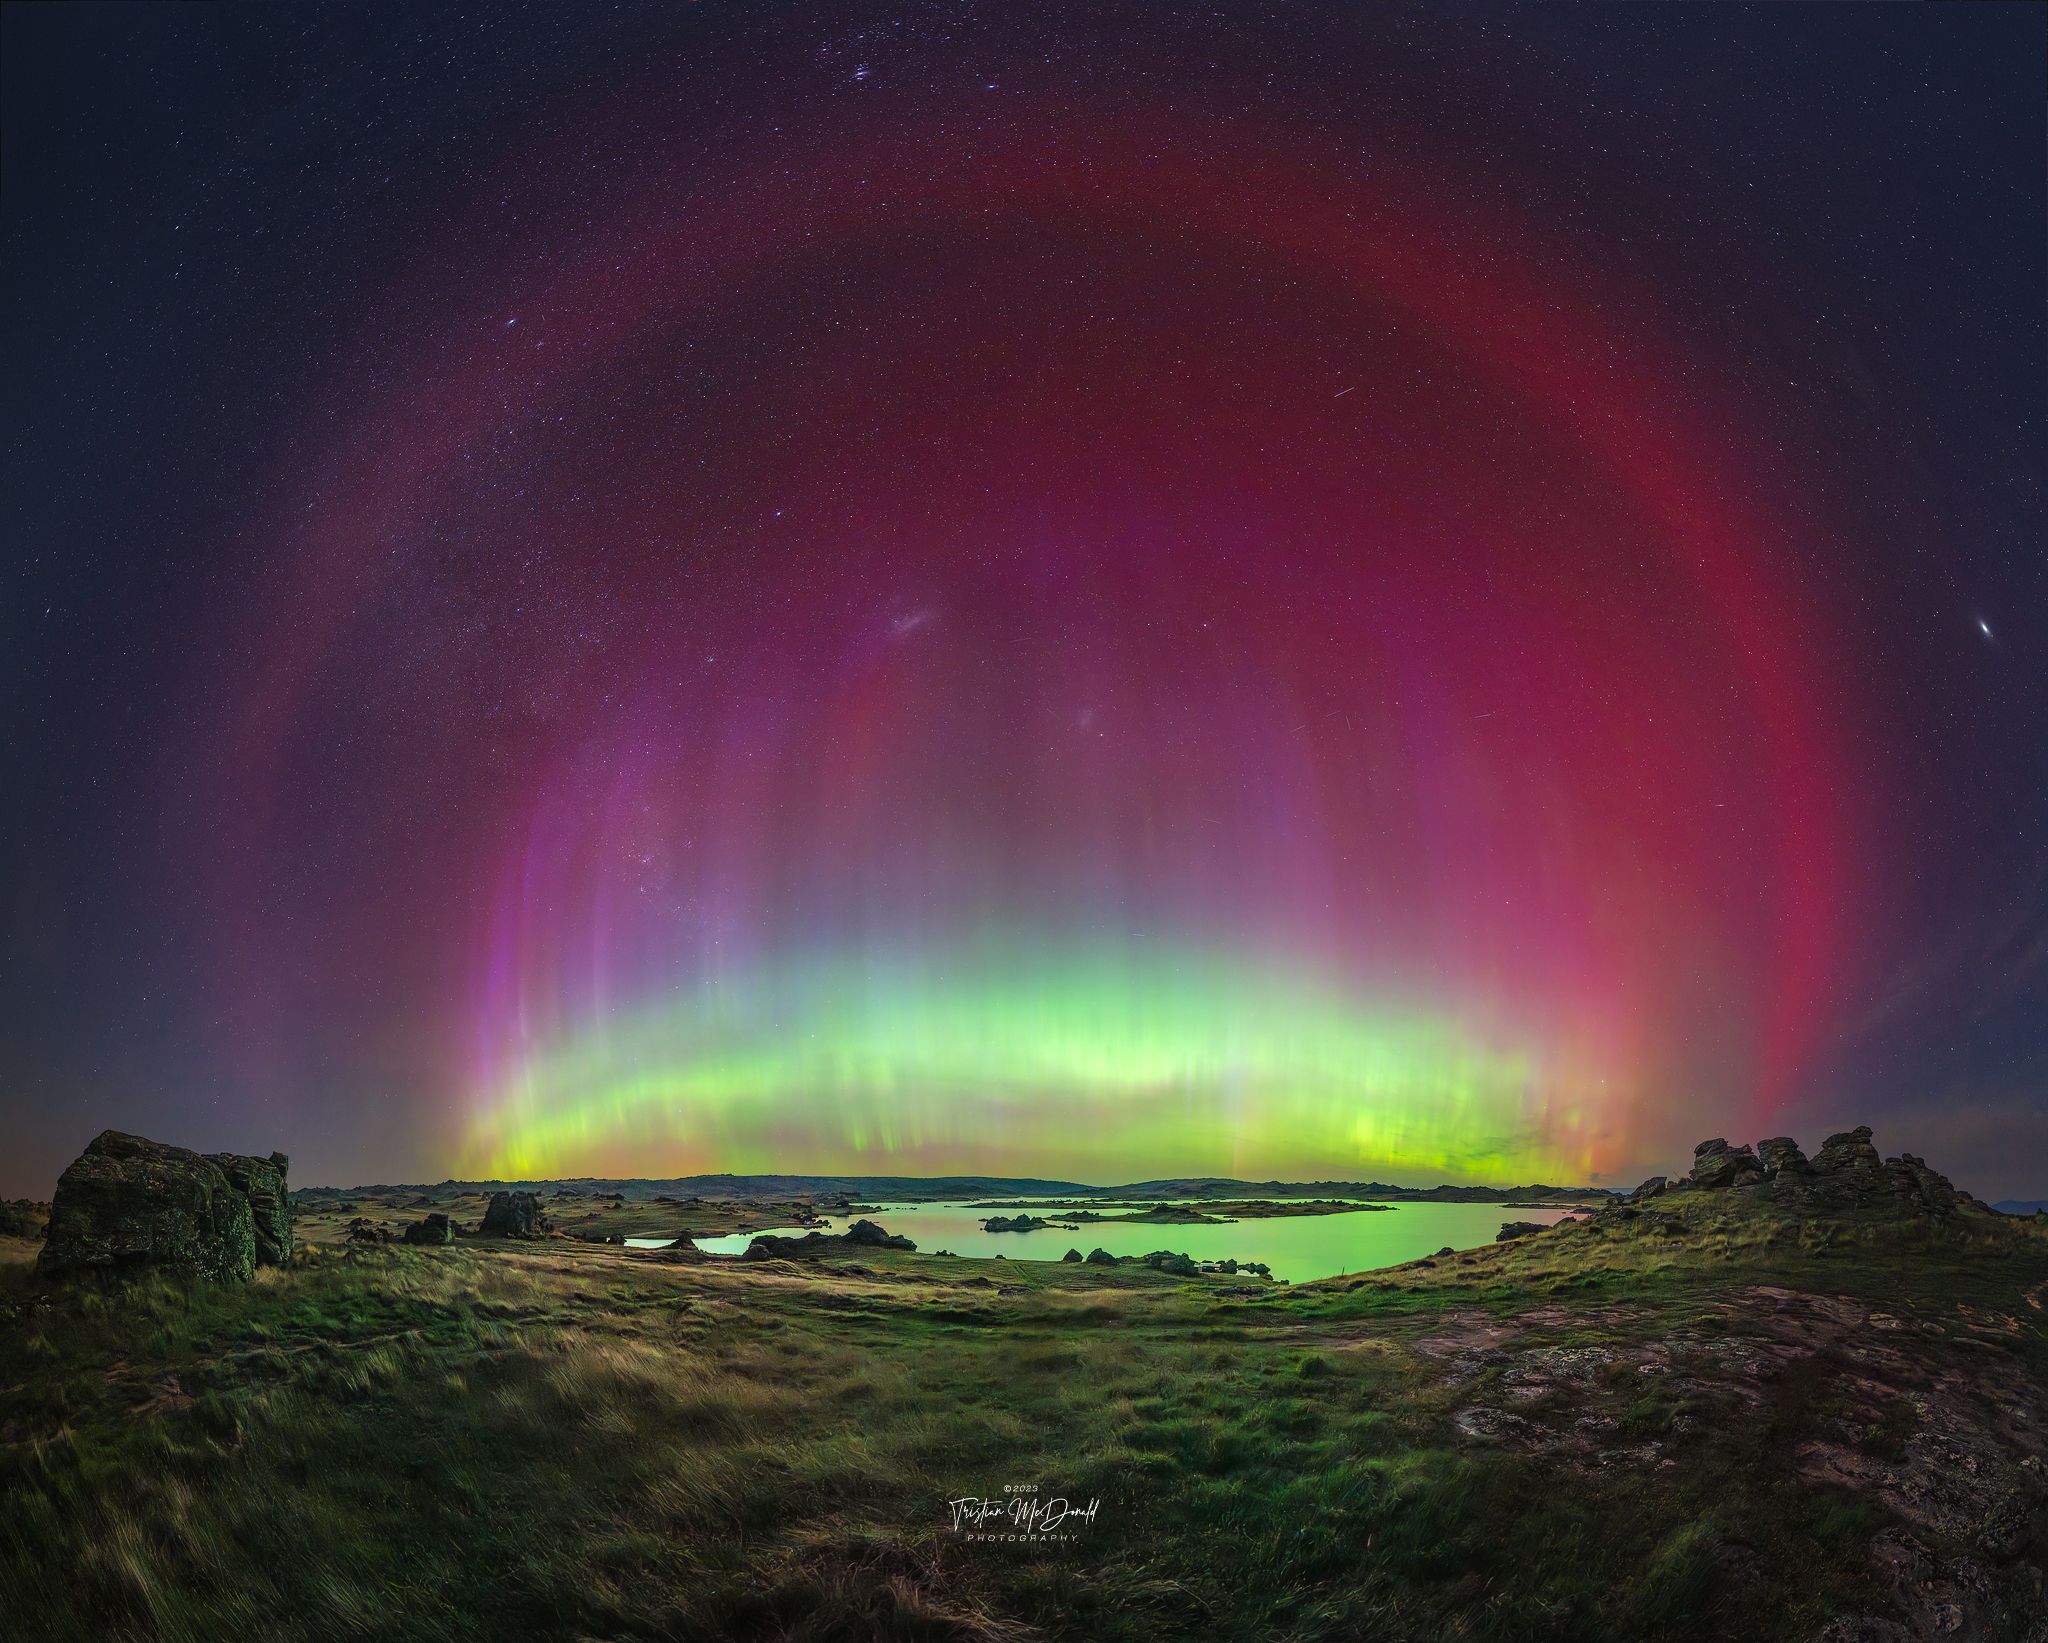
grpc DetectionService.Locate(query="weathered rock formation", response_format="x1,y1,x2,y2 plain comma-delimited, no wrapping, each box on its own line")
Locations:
1497,1221,1546,1242
1812,1125,1882,1174
1084,1247,1117,1265
0,1199,49,1239
1643,1126,1962,1224
1688,1139,1764,1189
1061,1248,1084,1262
479,1190,552,1237
741,1219,916,1260
1756,1137,1809,1179
211,1150,291,1265
401,1212,454,1246
37,1130,292,1282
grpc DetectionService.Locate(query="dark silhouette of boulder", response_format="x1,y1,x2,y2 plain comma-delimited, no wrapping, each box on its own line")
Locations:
37,1130,278,1282
841,1218,914,1249
1497,1221,1545,1241
1626,1176,1668,1203
1140,1250,1199,1275
346,1217,390,1244
479,1190,551,1237
1812,1126,1881,1174
741,1219,915,1260
1062,1248,1083,1262
1084,1247,1117,1265
401,1212,453,1246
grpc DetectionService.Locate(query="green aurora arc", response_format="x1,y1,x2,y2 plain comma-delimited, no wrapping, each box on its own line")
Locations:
458,939,1611,1185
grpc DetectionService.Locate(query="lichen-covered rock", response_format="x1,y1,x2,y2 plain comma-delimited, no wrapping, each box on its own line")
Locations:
1812,1126,1881,1174
1756,1137,1809,1179
1884,1154,1958,1215
37,1130,258,1282
1689,1139,1762,1189
211,1150,291,1265
479,1190,551,1237
401,1212,453,1246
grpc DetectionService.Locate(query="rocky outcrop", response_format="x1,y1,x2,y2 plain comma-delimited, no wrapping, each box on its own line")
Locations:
742,1219,916,1260
37,1130,292,1283
0,1199,48,1239
1650,1127,1963,1225
1756,1138,1809,1179
982,1214,1054,1233
1084,1247,1117,1265
842,1218,914,1249
1689,1139,1763,1189
211,1151,292,1265
1497,1221,1546,1242
1062,1248,1084,1262
346,1217,390,1245
401,1212,453,1246
1625,1176,1668,1204
479,1190,552,1237
1812,1126,1881,1174
1883,1154,1957,1215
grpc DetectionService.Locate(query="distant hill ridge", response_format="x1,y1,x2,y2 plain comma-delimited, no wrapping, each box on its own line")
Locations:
289,1171,1611,1203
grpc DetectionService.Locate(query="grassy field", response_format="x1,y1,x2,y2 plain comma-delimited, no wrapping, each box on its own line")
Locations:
4,1191,2046,1641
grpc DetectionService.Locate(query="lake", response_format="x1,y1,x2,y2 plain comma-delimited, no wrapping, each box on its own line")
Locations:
627,1199,1577,1283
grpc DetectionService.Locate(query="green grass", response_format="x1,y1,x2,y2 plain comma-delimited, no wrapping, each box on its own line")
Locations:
3,1199,2046,1642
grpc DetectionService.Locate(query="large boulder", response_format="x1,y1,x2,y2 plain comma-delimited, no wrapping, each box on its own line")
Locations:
1689,1138,1763,1189
1496,1221,1546,1241
1084,1247,1117,1265
401,1212,454,1246
37,1130,273,1283
1756,1137,1809,1179
1625,1176,1668,1203
479,1190,552,1237
211,1151,292,1265
1812,1126,1881,1174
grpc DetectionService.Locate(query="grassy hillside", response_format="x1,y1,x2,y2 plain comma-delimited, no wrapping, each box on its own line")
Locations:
4,1187,2045,1641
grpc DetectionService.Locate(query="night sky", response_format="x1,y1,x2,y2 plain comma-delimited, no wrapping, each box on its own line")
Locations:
3,3,2042,1198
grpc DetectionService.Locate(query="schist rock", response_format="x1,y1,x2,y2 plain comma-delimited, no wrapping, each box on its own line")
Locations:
1688,1139,1763,1190
479,1190,552,1237
1755,1138,1810,1179
37,1130,292,1283
742,1220,916,1260
401,1212,454,1246
1812,1126,1882,1174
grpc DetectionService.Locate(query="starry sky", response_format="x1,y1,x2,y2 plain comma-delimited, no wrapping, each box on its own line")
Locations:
3,3,2042,1198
